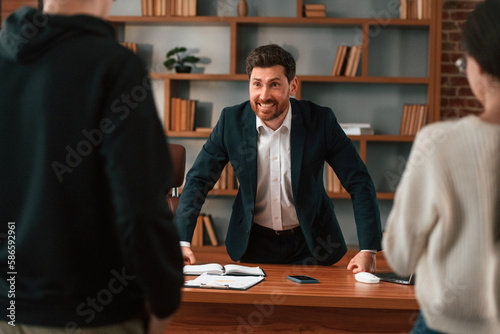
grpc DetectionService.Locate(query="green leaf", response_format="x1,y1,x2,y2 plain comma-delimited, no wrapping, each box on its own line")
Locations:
163,58,176,70
166,46,186,58
181,56,200,64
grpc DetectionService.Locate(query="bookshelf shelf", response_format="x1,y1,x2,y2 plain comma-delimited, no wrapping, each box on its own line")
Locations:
297,76,430,84
166,130,211,138
150,73,248,81
166,132,415,142
327,192,395,200
350,135,415,142
112,0,442,200
150,73,429,86
206,189,395,200
108,16,431,27
151,73,429,84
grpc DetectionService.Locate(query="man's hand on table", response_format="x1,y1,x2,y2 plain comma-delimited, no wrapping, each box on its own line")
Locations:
346,251,376,274
181,246,196,265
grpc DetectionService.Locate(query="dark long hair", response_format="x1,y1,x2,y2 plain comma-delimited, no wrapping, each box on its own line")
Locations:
461,0,500,79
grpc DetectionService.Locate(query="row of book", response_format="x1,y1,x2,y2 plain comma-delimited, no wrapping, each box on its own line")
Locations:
326,167,347,194
400,0,432,20
169,98,196,131
332,45,362,77
303,1,431,20
168,105,426,135
141,0,197,17
120,42,138,54
168,102,426,135
192,214,218,247
141,0,428,19
304,4,326,18
213,164,239,191
400,104,428,136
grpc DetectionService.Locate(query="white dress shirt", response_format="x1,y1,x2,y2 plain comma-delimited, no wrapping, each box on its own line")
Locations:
253,104,300,231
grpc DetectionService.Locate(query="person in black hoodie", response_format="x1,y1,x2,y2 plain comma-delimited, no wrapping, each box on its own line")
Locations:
0,1,183,333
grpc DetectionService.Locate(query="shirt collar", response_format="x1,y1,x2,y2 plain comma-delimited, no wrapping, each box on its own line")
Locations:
256,101,292,134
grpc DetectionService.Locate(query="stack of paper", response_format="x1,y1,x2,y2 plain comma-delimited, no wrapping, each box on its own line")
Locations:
339,123,374,135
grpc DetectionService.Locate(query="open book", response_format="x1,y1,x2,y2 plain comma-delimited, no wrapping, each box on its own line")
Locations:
184,273,265,290
183,263,266,276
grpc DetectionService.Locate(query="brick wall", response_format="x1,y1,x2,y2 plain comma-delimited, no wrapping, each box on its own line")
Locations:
440,0,482,119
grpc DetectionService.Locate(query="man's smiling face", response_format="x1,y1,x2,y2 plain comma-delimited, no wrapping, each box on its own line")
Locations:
249,65,297,127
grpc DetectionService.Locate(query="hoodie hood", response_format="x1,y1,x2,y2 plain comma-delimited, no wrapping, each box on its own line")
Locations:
0,6,115,63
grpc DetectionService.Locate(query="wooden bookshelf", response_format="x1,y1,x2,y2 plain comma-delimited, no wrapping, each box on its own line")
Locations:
110,0,442,199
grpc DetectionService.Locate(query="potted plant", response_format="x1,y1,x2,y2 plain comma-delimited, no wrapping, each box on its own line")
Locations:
164,46,200,73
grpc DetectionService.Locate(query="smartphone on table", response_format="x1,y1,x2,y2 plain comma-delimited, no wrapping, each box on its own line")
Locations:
287,275,319,284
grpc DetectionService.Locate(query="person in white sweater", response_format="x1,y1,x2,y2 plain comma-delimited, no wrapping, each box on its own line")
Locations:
383,1,500,333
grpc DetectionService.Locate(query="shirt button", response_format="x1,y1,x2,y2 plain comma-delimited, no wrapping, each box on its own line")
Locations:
273,178,278,182
273,156,278,160
274,216,279,220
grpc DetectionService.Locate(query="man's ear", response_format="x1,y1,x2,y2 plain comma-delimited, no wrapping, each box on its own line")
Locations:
289,77,298,96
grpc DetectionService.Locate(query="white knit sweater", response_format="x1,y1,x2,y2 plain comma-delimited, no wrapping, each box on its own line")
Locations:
383,116,500,334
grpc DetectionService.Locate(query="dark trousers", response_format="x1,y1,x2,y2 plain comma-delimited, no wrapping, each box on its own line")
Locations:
240,223,315,265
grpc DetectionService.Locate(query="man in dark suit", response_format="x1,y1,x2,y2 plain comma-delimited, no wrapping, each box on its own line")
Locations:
175,44,382,273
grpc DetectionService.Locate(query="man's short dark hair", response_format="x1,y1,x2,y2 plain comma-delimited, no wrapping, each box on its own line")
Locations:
245,44,296,83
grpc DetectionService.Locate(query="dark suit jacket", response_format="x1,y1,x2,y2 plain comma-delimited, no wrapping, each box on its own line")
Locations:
175,98,382,265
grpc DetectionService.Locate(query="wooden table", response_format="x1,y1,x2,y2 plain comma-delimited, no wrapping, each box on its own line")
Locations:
170,247,419,333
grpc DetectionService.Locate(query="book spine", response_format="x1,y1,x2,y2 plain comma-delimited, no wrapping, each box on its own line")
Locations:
188,0,197,16
147,0,154,16
202,215,218,246
399,0,407,19
400,104,409,135
192,215,204,246
339,46,351,76
331,45,343,76
333,45,348,77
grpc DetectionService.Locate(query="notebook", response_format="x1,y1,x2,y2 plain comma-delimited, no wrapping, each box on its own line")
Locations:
184,273,265,290
375,272,415,285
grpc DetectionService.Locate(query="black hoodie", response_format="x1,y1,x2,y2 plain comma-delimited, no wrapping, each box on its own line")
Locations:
0,7,183,327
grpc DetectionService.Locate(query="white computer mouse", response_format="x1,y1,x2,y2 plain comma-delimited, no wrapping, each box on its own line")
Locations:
354,272,380,284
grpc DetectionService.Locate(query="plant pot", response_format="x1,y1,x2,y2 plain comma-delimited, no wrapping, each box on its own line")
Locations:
175,65,192,73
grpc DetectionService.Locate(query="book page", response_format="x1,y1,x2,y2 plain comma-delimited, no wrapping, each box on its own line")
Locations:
223,264,265,276
183,263,223,275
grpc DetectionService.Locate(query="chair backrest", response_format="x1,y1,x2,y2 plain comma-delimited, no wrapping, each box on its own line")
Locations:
167,143,186,215
168,143,186,189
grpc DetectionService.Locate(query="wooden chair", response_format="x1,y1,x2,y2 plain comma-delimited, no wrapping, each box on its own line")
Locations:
166,143,186,215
